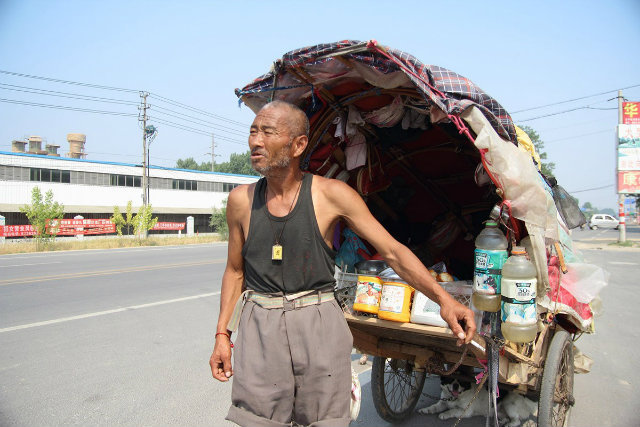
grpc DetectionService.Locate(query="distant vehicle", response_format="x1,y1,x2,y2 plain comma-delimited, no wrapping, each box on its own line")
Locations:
588,214,619,230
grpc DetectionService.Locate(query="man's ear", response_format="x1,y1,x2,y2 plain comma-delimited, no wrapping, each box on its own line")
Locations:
291,135,308,159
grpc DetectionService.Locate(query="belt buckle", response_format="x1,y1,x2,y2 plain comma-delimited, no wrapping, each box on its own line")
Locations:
283,297,296,311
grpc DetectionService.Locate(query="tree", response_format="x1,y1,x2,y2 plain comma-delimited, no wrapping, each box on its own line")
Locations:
175,151,258,176
209,199,228,239
517,125,556,177
175,157,201,171
216,151,258,176
20,187,64,246
111,201,134,236
131,204,158,238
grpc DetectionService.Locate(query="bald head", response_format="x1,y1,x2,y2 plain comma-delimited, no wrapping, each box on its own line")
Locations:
260,100,309,139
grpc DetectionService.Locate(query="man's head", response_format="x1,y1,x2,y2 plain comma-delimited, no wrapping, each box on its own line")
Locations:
249,100,309,176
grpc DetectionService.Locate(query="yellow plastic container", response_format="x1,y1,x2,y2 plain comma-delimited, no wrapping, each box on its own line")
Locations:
378,279,414,322
353,275,383,314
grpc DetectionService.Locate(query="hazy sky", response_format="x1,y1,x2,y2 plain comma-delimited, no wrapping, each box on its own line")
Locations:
1,0,639,210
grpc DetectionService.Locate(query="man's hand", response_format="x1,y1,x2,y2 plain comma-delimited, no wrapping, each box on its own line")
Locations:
438,297,477,346
210,336,233,382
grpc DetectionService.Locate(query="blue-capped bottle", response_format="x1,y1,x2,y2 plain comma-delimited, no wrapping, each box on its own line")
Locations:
500,246,538,342
472,221,508,312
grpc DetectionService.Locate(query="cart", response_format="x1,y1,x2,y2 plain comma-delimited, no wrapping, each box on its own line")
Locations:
235,39,593,427
335,273,574,427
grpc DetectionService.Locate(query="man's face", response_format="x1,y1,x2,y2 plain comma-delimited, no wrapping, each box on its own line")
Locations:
249,107,294,176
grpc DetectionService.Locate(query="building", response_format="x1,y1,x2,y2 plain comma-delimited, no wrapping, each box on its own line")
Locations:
0,150,258,234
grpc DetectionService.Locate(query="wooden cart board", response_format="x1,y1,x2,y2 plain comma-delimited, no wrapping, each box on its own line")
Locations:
345,312,545,388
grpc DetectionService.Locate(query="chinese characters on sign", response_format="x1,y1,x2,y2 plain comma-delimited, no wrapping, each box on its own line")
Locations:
623,102,640,125
618,171,640,194
0,220,186,237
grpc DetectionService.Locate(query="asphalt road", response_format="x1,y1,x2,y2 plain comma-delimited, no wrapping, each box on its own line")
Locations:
0,228,638,426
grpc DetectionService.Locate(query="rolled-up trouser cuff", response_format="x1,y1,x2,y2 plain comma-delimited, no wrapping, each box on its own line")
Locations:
307,416,352,427
226,405,291,427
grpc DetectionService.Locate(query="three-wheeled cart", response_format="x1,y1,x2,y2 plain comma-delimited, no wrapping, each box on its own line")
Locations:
235,39,593,427
336,272,574,427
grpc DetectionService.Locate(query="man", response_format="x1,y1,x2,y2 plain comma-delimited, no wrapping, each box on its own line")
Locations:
210,100,476,427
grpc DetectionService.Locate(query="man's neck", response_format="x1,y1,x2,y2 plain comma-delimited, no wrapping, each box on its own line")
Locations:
265,168,304,199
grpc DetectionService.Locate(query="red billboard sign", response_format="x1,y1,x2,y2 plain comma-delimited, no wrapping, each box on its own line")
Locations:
151,222,186,231
618,171,640,194
0,219,116,237
623,102,640,125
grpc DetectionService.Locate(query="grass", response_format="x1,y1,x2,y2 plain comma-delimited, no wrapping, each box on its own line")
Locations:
607,240,640,248
0,234,226,255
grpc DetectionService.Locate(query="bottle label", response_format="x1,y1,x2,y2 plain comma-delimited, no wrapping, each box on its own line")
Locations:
501,278,537,301
501,300,537,325
473,249,508,295
354,279,382,307
379,284,405,313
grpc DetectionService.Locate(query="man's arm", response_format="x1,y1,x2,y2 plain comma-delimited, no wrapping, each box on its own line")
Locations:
324,179,476,344
210,187,247,381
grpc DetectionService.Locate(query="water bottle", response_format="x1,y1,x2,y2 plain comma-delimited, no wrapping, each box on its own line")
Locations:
500,246,538,342
472,221,508,312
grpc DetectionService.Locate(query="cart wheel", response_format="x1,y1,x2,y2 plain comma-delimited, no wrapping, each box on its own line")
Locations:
538,329,575,427
371,356,426,423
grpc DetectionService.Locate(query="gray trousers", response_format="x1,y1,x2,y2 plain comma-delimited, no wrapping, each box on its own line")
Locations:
226,299,353,427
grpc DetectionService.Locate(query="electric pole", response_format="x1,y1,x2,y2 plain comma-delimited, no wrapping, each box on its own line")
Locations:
211,134,215,172
139,91,149,207
618,90,626,243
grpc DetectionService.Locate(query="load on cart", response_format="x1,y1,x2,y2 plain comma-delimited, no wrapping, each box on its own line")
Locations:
235,40,605,427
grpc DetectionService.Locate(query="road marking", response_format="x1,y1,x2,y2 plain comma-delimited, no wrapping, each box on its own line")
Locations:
0,259,225,286
0,243,227,260
0,291,221,333
0,261,63,268
609,261,638,265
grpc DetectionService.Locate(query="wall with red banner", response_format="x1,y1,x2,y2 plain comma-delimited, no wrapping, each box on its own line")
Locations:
1,220,186,237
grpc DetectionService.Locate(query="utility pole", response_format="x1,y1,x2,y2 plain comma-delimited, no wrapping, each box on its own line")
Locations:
211,134,215,172
139,91,149,207
617,90,626,243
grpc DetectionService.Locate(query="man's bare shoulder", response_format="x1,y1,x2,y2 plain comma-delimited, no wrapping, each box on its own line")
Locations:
227,182,256,211
312,174,360,204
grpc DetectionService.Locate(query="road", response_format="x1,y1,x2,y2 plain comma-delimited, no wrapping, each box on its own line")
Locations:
0,227,638,426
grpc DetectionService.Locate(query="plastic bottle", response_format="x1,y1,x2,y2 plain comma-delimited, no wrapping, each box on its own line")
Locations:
500,246,538,343
472,221,508,312
378,270,414,323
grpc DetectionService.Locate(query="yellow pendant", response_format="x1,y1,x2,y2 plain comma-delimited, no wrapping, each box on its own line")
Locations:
272,244,283,261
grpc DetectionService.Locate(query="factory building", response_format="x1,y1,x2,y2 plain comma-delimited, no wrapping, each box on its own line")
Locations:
1,134,258,234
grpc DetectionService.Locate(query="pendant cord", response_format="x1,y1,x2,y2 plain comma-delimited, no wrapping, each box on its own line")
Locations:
264,175,304,246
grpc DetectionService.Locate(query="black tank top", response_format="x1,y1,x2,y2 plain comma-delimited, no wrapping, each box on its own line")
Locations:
242,173,336,293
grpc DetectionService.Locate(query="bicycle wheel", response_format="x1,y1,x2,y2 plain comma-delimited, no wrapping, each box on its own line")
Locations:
371,356,426,423
538,329,575,427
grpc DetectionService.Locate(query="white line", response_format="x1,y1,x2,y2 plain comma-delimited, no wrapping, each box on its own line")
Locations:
609,261,638,265
0,291,221,333
0,261,63,268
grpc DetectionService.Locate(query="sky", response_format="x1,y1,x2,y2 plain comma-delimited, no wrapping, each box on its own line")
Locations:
1,0,639,210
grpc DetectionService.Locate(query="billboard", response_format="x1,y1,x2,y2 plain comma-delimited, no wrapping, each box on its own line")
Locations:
623,102,640,125
618,123,640,194
618,171,640,194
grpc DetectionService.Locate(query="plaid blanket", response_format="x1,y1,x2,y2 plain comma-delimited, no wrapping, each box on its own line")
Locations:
235,40,516,142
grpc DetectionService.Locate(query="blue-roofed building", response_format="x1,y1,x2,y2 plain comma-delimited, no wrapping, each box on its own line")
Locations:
0,149,258,234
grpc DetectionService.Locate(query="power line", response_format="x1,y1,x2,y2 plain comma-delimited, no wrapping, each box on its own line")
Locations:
0,69,139,93
148,92,249,127
569,184,614,194
0,97,137,117
518,105,618,123
0,82,139,105
510,83,640,114
0,69,250,131
149,116,247,146
544,129,612,143
150,106,248,137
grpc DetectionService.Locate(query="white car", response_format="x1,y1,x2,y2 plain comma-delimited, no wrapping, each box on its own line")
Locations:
588,214,619,230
